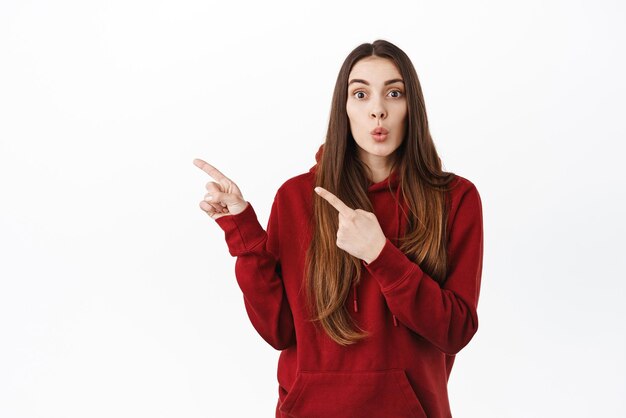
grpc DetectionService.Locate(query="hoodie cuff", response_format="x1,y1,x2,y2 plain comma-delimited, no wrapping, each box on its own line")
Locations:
214,202,266,256
362,238,420,292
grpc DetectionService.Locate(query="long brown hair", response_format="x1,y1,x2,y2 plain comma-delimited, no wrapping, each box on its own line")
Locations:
304,40,457,346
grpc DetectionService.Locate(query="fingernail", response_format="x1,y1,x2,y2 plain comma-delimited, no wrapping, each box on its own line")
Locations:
205,195,213,201
314,187,320,193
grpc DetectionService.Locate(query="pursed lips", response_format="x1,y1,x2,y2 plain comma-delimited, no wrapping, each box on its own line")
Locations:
371,127,389,135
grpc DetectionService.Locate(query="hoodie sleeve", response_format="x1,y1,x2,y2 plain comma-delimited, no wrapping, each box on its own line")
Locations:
214,193,296,351
363,182,484,355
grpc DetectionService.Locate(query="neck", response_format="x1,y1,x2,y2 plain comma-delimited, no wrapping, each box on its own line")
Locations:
359,151,396,183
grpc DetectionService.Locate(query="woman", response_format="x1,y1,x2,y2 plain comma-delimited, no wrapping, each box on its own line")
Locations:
194,39,483,418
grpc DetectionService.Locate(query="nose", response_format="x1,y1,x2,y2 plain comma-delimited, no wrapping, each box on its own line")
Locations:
370,109,386,119
370,97,386,120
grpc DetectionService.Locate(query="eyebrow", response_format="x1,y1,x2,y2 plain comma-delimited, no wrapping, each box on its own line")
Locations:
348,78,404,86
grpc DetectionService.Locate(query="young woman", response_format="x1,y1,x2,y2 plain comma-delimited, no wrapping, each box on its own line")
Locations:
194,39,483,418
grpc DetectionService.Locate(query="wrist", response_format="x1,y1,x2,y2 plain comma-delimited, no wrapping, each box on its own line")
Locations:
227,200,249,216
365,236,387,265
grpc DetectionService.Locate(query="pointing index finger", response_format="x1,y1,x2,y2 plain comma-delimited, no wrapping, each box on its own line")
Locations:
314,187,354,216
193,158,229,182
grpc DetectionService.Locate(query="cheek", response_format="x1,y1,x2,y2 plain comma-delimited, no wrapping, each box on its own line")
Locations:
394,106,408,129
346,103,356,122
346,104,362,130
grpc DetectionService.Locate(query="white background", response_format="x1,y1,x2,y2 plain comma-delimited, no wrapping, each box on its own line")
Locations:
1,0,625,417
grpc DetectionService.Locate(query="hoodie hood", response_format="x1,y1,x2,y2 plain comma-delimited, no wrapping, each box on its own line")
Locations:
310,143,404,327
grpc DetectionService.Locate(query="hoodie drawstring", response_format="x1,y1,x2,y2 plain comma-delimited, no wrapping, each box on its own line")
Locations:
352,180,403,327
391,182,402,327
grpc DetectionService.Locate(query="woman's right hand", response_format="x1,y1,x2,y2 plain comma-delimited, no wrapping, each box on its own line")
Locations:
193,158,248,220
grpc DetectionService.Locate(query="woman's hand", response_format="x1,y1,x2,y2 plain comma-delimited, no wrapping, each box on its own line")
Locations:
193,158,248,220
314,186,387,264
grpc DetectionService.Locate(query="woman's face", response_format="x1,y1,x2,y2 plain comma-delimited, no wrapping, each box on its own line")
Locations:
346,56,407,171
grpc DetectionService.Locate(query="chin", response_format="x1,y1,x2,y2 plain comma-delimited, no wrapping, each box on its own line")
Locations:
354,137,401,157
370,142,400,153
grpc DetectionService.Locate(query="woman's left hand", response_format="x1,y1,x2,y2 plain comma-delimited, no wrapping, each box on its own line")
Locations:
314,186,387,264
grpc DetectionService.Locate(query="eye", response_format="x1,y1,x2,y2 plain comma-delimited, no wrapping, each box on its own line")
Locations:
353,91,366,99
388,90,403,98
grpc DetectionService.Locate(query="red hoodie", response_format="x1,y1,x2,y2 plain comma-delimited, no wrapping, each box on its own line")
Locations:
215,144,484,418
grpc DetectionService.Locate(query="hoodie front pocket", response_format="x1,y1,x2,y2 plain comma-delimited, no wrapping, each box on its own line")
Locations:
278,368,426,418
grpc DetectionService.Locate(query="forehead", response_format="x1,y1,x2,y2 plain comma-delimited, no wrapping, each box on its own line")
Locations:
348,56,402,82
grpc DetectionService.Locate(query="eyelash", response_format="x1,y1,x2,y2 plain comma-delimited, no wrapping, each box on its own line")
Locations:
353,90,403,99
